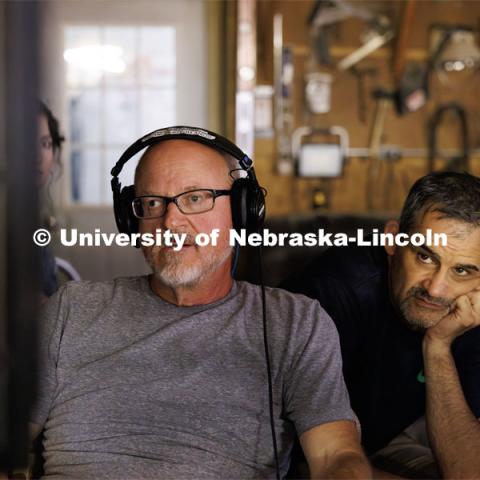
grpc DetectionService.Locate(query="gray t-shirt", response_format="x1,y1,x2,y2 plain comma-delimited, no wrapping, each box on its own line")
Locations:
32,276,355,479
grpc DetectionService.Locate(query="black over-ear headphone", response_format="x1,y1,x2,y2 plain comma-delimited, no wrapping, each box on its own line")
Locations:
111,126,266,236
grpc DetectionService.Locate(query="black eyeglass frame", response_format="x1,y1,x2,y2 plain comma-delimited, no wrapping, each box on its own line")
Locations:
131,188,231,219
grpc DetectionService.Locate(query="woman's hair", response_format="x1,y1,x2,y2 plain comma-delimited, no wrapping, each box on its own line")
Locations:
39,101,65,153
39,101,65,227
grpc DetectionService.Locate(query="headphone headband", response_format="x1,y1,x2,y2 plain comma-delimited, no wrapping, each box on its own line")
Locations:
111,125,254,179
110,125,265,237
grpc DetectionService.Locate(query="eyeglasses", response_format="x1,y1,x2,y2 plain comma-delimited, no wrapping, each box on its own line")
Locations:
132,189,231,219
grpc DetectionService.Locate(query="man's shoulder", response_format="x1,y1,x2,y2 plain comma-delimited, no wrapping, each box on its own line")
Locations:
56,276,147,303
313,244,385,280
40,276,150,338
235,282,341,366
236,281,333,330
282,244,387,292
237,280,321,307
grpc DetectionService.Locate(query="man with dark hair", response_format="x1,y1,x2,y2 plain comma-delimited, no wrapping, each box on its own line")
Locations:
282,172,480,479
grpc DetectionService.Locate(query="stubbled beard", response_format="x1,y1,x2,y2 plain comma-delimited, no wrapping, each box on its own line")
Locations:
144,242,233,289
398,286,454,331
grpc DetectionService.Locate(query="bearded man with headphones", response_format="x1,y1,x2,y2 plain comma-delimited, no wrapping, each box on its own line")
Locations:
28,127,371,479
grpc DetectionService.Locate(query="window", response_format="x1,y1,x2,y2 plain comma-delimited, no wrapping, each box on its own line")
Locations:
64,26,176,205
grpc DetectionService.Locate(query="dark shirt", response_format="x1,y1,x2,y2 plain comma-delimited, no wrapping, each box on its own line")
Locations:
40,246,58,297
281,244,480,454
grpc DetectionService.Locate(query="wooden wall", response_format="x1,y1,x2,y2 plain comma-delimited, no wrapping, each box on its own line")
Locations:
253,0,480,217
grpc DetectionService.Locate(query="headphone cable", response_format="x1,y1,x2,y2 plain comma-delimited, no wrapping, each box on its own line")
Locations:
258,245,281,480
230,242,240,277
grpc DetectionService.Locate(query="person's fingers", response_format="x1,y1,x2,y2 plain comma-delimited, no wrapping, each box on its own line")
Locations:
455,294,478,329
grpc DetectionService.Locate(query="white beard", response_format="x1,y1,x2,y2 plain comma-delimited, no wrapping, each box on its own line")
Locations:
145,244,233,288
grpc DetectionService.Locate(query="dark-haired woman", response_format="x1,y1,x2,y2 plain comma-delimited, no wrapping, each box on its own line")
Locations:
38,102,64,301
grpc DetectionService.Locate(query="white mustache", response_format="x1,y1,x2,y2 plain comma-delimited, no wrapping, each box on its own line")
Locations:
168,231,196,247
153,229,196,251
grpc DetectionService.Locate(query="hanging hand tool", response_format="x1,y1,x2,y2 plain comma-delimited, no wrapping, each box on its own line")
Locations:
308,1,394,70
337,16,394,71
366,89,395,211
309,0,374,29
427,103,470,173
392,0,427,115
351,66,377,123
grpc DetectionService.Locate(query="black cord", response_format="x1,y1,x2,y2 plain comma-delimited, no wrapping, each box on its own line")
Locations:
258,245,281,480
230,242,240,277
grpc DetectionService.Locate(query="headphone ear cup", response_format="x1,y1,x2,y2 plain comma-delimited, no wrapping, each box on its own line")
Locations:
230,178,265,233
230,178,247,232
249,183,266,232
114,185,138,235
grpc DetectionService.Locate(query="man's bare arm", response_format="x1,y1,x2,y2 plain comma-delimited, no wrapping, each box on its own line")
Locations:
423,290,480,479
300,420,372,479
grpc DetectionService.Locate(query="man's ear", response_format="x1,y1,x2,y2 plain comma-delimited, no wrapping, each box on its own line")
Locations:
384,220,400,257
